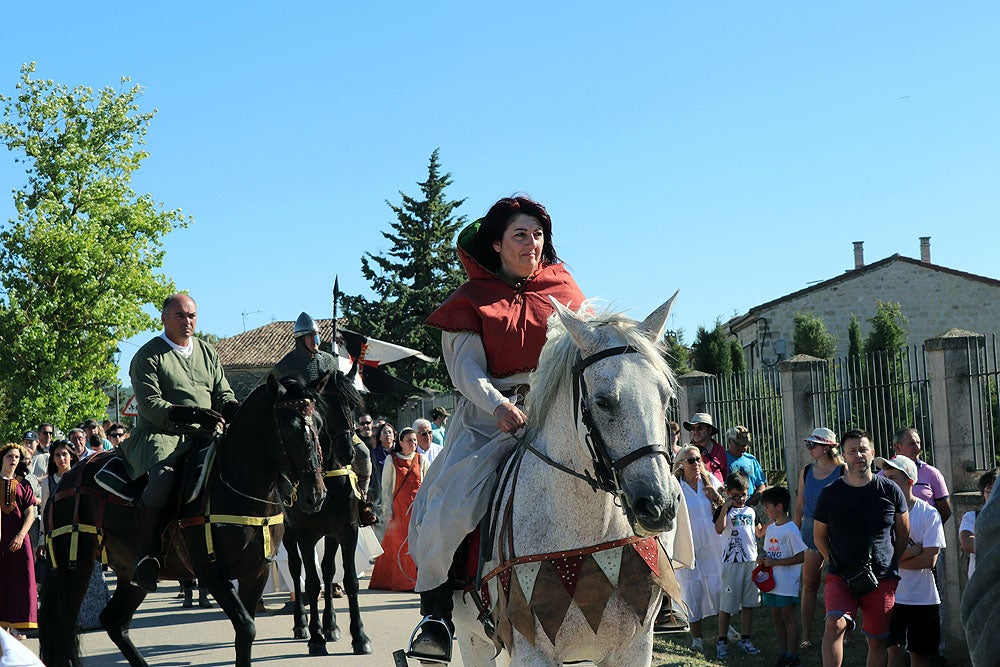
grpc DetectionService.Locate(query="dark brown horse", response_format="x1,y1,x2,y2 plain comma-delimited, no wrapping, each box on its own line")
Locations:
283,366,373,655
39,374,329,667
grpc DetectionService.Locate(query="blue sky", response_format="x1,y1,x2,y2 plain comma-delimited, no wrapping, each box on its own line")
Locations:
3,3,999,384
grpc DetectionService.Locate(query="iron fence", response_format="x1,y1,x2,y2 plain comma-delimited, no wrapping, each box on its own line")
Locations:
810,345,933,462
704,368,784,482
964,334,1000,469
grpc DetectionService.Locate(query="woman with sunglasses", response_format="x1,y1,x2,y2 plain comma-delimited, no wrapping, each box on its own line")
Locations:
792,427,846,650
673,444,726,652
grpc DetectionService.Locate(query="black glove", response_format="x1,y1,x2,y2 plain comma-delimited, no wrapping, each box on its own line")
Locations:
169,405,224,430
221,400,240,422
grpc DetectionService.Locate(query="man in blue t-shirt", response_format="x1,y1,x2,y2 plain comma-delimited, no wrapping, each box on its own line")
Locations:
725,426,766,505
814,428,909,667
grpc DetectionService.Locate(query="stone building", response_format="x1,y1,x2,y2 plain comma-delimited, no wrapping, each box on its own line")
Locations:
727,238,1000,368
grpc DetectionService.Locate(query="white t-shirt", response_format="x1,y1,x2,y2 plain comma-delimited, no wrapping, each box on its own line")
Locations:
960,509,977,578
722,505,759,563
762,520,807,597
895,497,946,606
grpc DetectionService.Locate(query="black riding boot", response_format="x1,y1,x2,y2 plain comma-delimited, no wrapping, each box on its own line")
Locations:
408,584,455,663
132,503,165,593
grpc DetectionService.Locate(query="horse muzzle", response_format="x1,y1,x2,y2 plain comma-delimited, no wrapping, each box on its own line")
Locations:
625,484,677,536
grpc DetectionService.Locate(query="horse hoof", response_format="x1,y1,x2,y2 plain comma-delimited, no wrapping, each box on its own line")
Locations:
308,642,328,656
293,627,308,640
353,640,373,655
326,628,341,642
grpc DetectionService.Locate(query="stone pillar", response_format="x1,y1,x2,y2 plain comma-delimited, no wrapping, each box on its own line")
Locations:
777,354,825,500
677,371,712,424
924,328,987,648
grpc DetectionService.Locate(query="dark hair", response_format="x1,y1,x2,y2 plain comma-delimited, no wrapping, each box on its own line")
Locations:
725,471,749,492
667,421,680,437
840,428,872,447
760,485,792,512
979,468,999,495
46,440,80,477
464,196,559,273
394,427,416,454
893,427,919,445
374,422,396,449
88,434,104,450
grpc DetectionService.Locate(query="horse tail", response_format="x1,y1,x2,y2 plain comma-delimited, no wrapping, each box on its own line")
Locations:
38,567,82,666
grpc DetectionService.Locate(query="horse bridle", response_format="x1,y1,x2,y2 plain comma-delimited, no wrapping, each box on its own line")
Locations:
519,345,670,497
272,396,324,507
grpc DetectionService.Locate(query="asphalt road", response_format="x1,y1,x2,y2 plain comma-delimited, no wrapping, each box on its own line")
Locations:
22,574,457,666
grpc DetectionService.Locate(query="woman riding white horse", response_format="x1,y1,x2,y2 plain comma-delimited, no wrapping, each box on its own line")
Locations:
407,196,586,663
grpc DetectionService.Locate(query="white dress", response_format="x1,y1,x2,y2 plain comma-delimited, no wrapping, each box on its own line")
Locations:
409,331,529,592
675,476,724,622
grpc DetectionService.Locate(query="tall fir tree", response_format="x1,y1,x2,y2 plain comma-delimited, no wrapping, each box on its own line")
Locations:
864,301,909,353
342,149,466,409
662,329,692,376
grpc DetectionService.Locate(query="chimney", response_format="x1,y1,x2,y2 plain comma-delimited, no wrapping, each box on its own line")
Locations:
920,236,931,263
853,241,865,269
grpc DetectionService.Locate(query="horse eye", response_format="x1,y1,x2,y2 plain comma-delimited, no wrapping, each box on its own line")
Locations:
593,395,613,410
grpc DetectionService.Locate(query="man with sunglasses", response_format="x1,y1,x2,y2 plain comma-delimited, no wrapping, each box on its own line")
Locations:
412,419,443,465
684,413,728,485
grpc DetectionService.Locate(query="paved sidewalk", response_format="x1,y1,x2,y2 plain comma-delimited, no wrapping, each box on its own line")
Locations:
22,575,462,666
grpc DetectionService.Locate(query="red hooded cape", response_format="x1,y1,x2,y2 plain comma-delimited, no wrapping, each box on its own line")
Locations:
425,248,585,378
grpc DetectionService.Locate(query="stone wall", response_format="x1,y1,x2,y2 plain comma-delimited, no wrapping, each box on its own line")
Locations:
733,258,1000,367
226,367,267,401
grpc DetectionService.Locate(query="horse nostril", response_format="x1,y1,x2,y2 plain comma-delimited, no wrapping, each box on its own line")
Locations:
634,496,662,521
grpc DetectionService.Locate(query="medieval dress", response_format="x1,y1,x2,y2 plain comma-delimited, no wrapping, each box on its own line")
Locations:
368,451,428,591
0,478,37,633
408,244,585,593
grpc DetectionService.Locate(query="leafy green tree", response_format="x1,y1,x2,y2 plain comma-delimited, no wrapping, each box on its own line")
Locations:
793,312,837,359
848,314,864,358
691,321,733,376
662,329,692,376
0,63,183,437
864,301,909,353
341,149,466,411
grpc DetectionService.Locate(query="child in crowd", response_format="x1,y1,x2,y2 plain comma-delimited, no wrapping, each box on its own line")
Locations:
877,455,945,667
759,485,807,667
715,471,764,659
959,467,996,578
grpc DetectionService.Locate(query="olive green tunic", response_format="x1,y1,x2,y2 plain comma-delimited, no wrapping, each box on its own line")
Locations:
120,335,235,478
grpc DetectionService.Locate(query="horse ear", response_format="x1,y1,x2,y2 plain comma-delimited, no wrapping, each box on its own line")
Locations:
267,373,287,399
549,296,599,352
639,290,679,342
314,371,331,395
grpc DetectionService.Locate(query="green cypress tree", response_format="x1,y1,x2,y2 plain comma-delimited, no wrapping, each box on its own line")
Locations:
691,322,733,376
793,312,837,359
662,329,692,376
864,301,909,353
848,314,864,358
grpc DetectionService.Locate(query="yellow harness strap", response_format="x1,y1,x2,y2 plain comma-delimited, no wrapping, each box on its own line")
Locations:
47,524,109,568
323,465,360,498
177,497,284,562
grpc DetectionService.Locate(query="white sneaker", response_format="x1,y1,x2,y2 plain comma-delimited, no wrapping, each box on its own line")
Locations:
738,638,762,655
717,640,729,659
690,637,704,651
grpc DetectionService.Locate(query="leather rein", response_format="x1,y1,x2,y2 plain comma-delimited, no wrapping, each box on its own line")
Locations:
517,344,670,498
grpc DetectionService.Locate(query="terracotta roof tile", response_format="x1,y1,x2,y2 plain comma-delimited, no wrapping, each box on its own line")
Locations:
216,319,337,369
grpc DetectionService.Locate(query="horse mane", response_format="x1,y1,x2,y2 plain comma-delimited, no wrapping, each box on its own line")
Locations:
326,369,366,415
228,374,327,439
524,303,677,438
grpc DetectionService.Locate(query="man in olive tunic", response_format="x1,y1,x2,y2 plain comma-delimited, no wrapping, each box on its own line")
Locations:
272,312,376,526
122,293,239,592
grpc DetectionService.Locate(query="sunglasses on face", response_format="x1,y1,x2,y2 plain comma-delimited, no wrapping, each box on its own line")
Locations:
683,457,701,464
40,431,54,436
417,431,433,437
359,421,373,426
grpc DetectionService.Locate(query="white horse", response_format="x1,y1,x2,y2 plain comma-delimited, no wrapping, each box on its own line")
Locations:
452,295,693,667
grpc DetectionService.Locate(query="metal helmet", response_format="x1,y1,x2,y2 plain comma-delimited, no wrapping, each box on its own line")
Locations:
293,312,320,338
